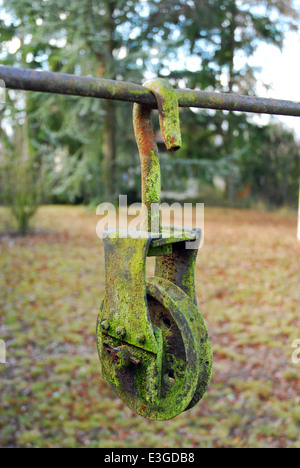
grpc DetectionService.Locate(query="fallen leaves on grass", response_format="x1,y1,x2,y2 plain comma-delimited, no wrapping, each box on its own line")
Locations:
0,206,299,448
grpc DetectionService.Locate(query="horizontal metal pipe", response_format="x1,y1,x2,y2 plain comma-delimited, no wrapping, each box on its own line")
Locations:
176,90,300,116
1,65,300,117
0,66,157,106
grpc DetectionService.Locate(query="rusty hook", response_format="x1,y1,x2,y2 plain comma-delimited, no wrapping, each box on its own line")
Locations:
133,79,182,232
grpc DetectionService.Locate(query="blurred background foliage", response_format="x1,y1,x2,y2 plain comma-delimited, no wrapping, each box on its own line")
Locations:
0,0,300,233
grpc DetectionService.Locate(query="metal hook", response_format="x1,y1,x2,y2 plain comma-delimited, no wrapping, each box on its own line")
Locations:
98,79,212,420
133,78,182,232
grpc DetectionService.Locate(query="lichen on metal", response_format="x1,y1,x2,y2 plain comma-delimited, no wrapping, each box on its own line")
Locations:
3,65,300,117
97,78,212,421
143,79,182,151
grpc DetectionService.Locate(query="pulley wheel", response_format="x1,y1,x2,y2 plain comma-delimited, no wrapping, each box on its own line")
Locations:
97,276,212,421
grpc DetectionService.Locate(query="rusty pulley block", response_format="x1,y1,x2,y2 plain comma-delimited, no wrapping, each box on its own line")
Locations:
97,79,212,421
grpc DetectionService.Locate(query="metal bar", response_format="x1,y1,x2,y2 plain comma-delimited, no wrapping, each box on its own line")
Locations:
1,65,300,117
0,66,157,106
176,90,300,116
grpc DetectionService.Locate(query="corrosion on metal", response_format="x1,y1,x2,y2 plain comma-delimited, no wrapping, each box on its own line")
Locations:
133,78,182,232
143,78,182,151
97,230,212,421
1,65,300,117
97,79,212,421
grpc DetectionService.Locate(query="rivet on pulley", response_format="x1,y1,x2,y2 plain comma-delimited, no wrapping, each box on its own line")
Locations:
136,334,146,344
115,326,126,338
101,320,110,331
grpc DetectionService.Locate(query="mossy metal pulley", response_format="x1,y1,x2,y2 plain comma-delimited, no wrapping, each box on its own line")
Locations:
97,79,212,421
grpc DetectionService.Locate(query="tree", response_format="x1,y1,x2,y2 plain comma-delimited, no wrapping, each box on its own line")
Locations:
240,123,300,208
1,0,152,202
0,101,42,235
1,0,299,208
144,0,298,91
142,0,299,202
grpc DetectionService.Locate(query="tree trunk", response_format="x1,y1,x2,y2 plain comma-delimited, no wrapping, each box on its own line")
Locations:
102,99,116,200
224,2,237,203
101,1,117,201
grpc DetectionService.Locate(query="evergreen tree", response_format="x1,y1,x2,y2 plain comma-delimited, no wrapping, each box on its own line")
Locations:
142,0,299,201
1,0,299,207
1,0,152,202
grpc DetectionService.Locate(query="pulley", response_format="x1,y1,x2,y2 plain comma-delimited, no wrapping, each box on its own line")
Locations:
97,78,212,421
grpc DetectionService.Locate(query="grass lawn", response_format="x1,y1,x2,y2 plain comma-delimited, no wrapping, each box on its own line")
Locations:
0,205,299,448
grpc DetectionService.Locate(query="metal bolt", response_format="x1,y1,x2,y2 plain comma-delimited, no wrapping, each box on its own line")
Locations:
111,347,131,369
104,343,141,367
116,326,126,338
136,334,146,344
101,320,110,331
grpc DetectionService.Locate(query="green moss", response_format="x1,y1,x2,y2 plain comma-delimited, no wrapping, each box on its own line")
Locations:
0,205,298,446
143,79,182,151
